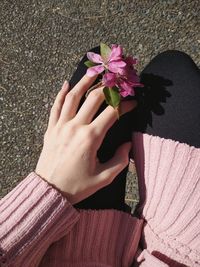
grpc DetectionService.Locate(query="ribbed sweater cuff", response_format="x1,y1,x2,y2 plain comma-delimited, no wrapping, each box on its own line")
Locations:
0,172,80,267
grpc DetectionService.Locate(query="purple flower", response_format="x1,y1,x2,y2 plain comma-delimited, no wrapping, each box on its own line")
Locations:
119,56,143,96
102,73,116,87
86,45,126,77
103,73,134,97
103,56,143,97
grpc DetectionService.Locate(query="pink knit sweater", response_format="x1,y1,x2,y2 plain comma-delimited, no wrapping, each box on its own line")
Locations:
0,133,200,267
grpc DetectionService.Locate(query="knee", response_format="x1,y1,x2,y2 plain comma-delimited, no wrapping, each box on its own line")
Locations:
154,50,196,68
159,49,192,59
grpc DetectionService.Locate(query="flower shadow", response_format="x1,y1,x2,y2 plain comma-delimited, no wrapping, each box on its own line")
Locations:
131,73,172,133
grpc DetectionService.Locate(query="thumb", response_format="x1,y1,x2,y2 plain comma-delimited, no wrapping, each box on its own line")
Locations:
97,142,132,186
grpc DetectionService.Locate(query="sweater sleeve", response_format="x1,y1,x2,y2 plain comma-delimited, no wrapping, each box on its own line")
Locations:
132,132,200,267
0,172,80,267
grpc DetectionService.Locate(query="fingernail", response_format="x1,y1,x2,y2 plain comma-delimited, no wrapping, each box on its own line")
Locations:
62,80,69,91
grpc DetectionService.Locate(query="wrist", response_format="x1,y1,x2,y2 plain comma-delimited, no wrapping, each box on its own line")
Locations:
34,171,72,201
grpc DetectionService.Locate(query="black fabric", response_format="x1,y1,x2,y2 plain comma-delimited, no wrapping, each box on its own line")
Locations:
69,47,200,211
132,50,200,148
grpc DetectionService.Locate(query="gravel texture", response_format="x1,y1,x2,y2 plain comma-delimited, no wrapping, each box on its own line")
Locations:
0,0,199,200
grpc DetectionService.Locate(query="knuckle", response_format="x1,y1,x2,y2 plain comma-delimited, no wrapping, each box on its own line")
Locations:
87,126,99,139
89,89,103,100
56,122,63,132
103,174,114,186
66,91,77,100
63,120,79,136
78,127,98,147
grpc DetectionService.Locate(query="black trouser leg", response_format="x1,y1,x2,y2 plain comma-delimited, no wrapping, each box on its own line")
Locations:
133,50,200,148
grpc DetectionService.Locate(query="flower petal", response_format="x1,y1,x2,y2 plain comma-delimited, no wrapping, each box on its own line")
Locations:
119,80,133,91
108,60,126,73
125,56,138,66
86,65,105,77
119,67,139,82
118,67,127,75
133,82,144,87
118,80,135,97
127,70,140,83
119,90,130,97
109,45,123,61
87,52,103,63
102,73,117,87
127,71,144,87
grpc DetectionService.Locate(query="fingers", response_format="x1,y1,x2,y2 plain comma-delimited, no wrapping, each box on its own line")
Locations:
58,74,98,124
48,81,69,130
75,86,105,124
91,100,137,145
96,142,131,186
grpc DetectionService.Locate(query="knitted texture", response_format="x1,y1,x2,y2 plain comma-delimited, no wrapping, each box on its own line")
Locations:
132,133,200,267
39,209,143,267
0,172,143,267
0,172,80,266
1,133,200,267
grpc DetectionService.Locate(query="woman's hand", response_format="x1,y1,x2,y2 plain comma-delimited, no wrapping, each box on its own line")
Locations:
35,75,137,204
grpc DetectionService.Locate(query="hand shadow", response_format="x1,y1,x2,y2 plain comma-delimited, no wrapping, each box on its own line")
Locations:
132,73,172,133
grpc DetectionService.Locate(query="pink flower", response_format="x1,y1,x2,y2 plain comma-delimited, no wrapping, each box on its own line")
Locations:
118,79,137,97
121,56,139,80
86,45,126,77
102,57,143,97
103,73,136,97
119,56,143,96
102,73,116,87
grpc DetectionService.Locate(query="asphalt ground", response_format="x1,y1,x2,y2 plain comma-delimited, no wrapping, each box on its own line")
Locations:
0,0,199,207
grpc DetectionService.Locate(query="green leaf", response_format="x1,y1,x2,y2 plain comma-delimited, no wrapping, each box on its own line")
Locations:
103,86,120,108
84,60,96,68
100,43,111,62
